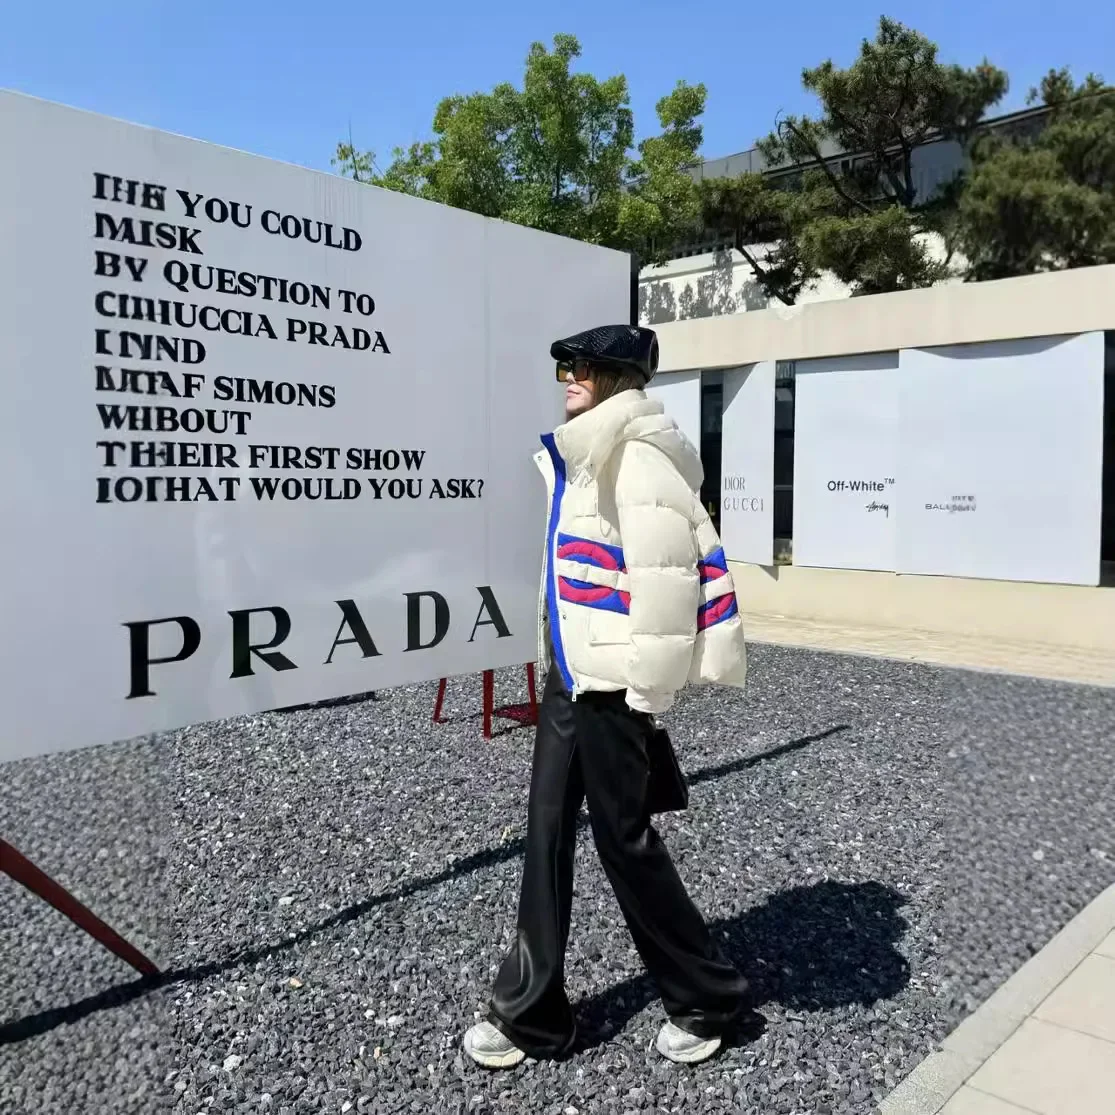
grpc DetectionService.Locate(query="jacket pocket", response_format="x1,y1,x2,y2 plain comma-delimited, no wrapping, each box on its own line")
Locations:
586,609,630,647
555,550,630,651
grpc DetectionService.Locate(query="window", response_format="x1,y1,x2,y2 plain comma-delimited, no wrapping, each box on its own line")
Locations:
1102,331,1115,568
774,362,796,545
700,376,723,530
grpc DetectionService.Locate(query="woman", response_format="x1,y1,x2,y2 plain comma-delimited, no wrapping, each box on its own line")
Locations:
464,324,750,1068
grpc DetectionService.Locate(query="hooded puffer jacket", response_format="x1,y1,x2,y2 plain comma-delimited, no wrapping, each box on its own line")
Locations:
534,389,747,714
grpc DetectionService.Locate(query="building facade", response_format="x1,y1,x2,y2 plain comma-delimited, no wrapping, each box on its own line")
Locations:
642,267,1115,582
639,106,1051,328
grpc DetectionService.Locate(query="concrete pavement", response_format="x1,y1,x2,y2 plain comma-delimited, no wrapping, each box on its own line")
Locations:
739,598,1115,1115
878,883,1115,1115
743,613,1115,689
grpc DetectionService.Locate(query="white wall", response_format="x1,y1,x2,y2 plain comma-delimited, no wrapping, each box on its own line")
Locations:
639,247,849,326
644,267,1115,588
646,370,702,455
651,265,1115,373
0,91,631,761
895,333,1105,585
792,353,900,572
638,236,958,327
783,335,1105,586
719,363,775,566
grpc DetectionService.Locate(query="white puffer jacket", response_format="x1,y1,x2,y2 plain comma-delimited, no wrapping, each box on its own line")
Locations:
534,389,747,714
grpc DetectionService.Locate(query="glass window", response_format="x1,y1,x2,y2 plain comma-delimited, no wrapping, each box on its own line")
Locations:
701,382,723,436
774,434,795,486
775,385,794,431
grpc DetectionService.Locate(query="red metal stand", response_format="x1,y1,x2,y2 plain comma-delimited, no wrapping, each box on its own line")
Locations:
0,839,160,976
433,664,539,738
482,669,495,735
433,676,449,725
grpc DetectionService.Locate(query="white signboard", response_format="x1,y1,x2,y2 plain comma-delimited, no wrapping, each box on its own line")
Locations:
720,362,774,566
0,92,629,761
646,370,702,454
895,333,1104,585
792,353,899,571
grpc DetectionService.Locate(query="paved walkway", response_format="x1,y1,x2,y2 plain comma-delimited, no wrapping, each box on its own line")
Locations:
744,613,1115,689
743,612,1115,1114
879,883,1115,1114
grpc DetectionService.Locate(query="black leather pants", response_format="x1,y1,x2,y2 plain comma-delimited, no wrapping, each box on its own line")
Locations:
487,664,748,1058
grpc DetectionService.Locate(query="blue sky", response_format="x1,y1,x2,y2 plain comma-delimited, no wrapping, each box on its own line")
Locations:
3,1,1111,176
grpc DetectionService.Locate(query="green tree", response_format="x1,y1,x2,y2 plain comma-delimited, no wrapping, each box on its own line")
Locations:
333,34,705,264
696,171,837,306
957,69,1115,280
701,16,1008,299
622,80,708,257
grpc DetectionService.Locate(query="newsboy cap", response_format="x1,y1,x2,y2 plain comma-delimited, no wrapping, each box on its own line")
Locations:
550,324,660,384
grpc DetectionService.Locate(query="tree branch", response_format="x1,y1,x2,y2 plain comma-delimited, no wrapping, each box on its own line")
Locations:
780,117,874,216
891,62,919,205
735,232,797,306
880,147,912,206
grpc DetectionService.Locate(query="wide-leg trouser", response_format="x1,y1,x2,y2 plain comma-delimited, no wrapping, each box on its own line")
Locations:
487,665,748,1058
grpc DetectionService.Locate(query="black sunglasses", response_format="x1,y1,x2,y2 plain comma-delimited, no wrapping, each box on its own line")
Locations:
556,358,594,383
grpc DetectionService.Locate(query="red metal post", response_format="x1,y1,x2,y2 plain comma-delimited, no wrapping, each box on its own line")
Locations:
433,665,540,737
526,662,537,716
433,677,448,724
0,839,160,977
482,670,495,740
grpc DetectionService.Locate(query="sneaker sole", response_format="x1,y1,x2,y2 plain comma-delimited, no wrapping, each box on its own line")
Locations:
656,1034,722,1064
465,1044,527,1070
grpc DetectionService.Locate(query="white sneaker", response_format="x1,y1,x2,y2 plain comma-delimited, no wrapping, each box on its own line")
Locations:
656,1021,722,1064
463,1021,526,1069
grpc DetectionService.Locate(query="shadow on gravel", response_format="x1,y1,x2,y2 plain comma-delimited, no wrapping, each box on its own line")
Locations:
687,725,849,788
574,879,910,1052
0,724,851,1046
273,690,379,715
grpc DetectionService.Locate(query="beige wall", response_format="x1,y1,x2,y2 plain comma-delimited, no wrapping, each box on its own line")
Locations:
638,234,959,328
655,265,1115,372
638,247,852,325
660,268,1115,628
733,562,1115,651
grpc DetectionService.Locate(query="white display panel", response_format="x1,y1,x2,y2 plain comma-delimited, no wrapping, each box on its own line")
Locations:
720,362,775,566
646,370,702,455
0,92,629,761
895,333,1105,585
791,353,899,571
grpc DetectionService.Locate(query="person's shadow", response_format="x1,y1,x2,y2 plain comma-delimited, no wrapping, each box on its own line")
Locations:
573,879,910,1051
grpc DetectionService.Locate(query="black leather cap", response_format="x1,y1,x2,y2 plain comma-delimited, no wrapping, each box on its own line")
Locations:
550,324,660,384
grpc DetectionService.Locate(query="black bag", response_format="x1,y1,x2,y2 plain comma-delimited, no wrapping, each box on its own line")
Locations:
645,725,689,814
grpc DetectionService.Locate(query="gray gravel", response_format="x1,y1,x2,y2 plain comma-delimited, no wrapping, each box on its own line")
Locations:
2,644,1113,1115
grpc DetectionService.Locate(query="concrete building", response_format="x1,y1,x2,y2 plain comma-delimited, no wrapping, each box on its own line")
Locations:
640,265,1115,680
635,106,1115,603
639,105,1051,327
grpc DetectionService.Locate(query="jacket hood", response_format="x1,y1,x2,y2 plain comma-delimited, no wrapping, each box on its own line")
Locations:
550,389,704,491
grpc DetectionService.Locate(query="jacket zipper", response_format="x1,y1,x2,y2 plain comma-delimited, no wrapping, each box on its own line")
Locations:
539,434,576,698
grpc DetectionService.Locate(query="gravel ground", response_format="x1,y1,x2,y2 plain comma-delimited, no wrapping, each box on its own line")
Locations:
2,644,1113,1115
